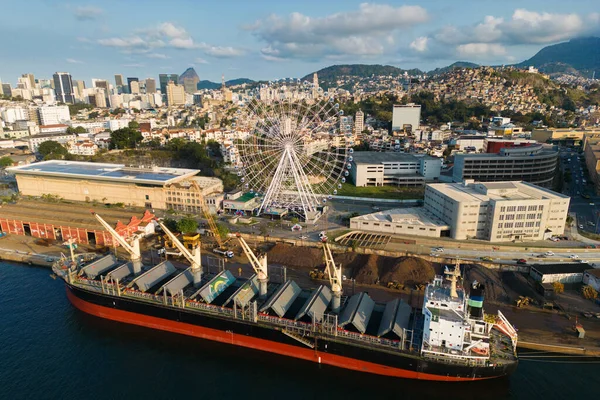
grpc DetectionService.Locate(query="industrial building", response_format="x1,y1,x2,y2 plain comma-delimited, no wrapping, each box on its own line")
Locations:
9,160,224,212
452,144,559,188
351,180,570,242
349,152,441,187
529,264,590,284
583,269,600,291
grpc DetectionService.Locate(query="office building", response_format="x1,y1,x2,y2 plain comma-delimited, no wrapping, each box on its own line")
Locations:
53,72,75,104
22,73,36,89
159,74,179,94
114,74,124,87
351,180,570,242
452,144,559,188
130,80,140,95
355,110,364,134
349,151,441,187
38,105,70,125
10,160,223,211
1,83,12,97
532,128,600,144
145,78,156,94
392,104,421,132
166,81,185,106
127,77,139,94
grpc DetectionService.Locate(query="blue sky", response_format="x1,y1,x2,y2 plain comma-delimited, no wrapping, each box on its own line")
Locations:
1,0,599,86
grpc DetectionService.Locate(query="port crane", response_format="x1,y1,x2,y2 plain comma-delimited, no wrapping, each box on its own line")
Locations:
93,212,143,275
322,240,342,313
236,234,268,298
158,220,203,286
190,180,229,253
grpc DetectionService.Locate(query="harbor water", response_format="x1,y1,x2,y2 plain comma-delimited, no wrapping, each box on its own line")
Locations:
0,261,594,400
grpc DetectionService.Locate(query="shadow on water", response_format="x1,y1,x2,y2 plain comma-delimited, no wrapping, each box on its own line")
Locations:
71,311,512,400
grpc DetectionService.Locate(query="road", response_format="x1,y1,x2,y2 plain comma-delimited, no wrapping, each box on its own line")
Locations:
559,147,600,233
427,246,599,265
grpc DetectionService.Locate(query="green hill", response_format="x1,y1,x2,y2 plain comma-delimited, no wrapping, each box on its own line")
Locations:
428,61,480,76
516,37,600,77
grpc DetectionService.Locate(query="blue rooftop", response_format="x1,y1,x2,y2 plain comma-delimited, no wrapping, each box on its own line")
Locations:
11,161,199,185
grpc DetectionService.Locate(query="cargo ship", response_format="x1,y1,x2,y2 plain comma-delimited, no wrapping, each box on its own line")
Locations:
53,214,518,381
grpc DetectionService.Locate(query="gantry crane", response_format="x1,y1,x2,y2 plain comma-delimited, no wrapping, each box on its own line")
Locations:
322,240,343,313
93,212,143,275
236,234,268,299
158,221,203,286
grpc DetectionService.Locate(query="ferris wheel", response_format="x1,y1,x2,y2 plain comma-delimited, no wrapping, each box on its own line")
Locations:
237,82,353,221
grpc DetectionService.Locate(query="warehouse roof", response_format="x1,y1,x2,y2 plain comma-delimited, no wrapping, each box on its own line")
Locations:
10,160,199,186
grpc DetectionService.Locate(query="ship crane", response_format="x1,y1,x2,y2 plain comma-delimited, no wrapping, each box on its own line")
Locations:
322,241,342,313
158,221,202,286
236,234,268,298
93,212,142,275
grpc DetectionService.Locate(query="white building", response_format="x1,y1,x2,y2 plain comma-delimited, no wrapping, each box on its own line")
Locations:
355,110,364,134
38,105,70,125
392,104,421,132
68,140,99,156
425,181,570,242
1,107,29,124
349,151,441,187
28,133,77,151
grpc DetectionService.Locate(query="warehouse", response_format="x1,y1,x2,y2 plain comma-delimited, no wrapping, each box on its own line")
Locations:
529,264,590,284
0,200,156,245
9,160,223,211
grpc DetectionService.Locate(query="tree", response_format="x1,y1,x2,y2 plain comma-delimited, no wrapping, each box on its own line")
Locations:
128,120,140,129
176,218,198,234
88,111,100,119
259,225,268,240
215,223,229,241
66,126,87,134
163,218,178,233
109,127,143,150
0,156,14,168
38,141,68,159
290,217,299,225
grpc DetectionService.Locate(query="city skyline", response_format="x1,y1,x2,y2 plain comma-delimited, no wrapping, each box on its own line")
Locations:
1,0,599,85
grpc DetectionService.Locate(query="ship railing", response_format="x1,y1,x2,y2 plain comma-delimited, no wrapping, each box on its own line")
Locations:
185,300,235,317
336,329,401,350
123,289,162,303
257,314,313,334
421,348,488,366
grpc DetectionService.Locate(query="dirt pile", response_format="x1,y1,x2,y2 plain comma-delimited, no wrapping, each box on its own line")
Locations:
264,243,324,268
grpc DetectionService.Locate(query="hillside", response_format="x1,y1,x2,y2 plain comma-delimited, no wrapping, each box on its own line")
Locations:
516,37,600,77
428,61,480,76
196,78,255,90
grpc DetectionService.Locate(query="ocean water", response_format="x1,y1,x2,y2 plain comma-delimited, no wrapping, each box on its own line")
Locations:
0,261,594,400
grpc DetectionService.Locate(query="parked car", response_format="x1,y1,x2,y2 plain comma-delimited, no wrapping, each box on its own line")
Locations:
579,224,584,229
299,235,308,240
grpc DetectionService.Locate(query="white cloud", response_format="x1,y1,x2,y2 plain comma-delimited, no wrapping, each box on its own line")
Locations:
98,22,240,57
409,37,428,52
73,5,103,21
201,44,244,58
502,9,585,44
146,53,170,59
251,3,429,59
66,58,84,64
194,57,209,64
457,43,507,58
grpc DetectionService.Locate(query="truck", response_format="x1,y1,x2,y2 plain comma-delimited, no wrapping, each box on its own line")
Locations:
213,248,234,258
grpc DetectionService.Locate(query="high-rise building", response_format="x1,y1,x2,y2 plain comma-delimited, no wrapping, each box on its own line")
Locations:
312,72,319,98
145,78,156,94
21,74,36,89
114,74,124,87
127,77,139,94
179,67,200,94
166,81,185,106
53,72,75,104
89,90,107,108
1,83,11,97
355,110,364,134
92,79,109,91
159,74,179,94
130,81,140,95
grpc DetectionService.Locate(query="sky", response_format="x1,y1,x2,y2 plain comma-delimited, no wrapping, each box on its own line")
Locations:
1,0,599,86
